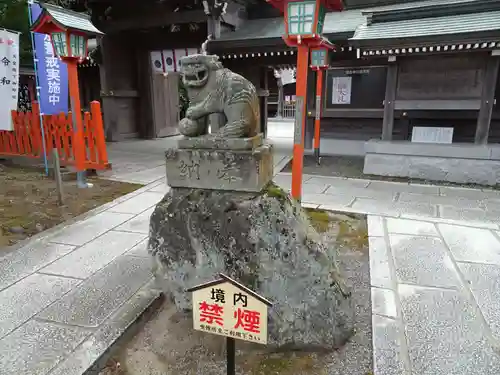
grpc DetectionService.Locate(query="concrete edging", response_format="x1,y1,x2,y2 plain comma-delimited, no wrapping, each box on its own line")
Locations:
364,140,500,186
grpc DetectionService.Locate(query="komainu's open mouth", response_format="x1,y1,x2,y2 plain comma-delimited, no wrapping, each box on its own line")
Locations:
185,70,207,83
182,62,209,87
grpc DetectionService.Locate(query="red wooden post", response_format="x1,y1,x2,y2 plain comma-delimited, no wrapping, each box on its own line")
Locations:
291,44,310,201
66,60,86,171
31,101,42,155
90,100,110,168
266,0,342,202
313,69,323,164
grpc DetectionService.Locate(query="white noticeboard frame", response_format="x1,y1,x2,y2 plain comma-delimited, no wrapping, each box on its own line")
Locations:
411,126,454,144
331,76,352,105
0,30,20,131
188,274,272,345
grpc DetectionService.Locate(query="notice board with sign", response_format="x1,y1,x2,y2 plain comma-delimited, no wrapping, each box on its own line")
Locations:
188,274,272,345
325,66,387,110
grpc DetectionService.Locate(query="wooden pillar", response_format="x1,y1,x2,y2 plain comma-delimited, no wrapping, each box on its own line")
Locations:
277,80,284,117
99,35,137,141
291,44,310,201
260,67,269,138
207,14,221,40
382,61,398,141
304,68,316,150
313,69,324,162
207,15,224,134
475,56,500,144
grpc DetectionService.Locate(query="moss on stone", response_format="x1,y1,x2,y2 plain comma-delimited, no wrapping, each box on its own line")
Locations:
304,207,368,249
304,208,331,233
335,218,369,251
339,225,369,251
264,182,289,202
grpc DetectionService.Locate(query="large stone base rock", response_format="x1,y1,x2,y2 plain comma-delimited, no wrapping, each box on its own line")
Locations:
148,185,354,349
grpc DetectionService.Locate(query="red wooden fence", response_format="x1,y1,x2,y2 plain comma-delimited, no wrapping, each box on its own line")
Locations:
0,101,110,171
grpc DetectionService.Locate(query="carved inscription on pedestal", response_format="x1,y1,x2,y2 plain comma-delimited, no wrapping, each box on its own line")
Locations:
179,159,201,180
216,154,243,184
165,145,273,192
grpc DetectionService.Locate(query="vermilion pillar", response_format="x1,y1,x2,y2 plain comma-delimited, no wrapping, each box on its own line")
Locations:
310,47,330,165
313,69,324,164
291,44,310,201
66,60,86,172
265,0,343,202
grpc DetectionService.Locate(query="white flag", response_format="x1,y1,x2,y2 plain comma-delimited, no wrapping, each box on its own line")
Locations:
0,30,20,131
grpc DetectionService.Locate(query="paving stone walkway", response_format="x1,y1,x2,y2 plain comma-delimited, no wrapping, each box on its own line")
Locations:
2,136,500,374
0,149,291,375
274,172,500,374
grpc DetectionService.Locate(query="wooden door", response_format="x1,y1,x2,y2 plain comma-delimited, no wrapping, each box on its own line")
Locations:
151,72,180,138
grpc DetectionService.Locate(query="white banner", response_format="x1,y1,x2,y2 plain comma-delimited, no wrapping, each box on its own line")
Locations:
162,50,175,72
151,48,202,74
331,76,352,105
150,51,164,73
0,30,19,131
173,49,187,72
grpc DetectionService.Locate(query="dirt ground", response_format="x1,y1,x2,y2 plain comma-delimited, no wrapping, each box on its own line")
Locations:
284,154,500,190
100,209,372,375
0,162,142,249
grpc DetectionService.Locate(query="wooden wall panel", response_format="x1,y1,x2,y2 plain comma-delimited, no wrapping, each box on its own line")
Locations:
396,55,485,101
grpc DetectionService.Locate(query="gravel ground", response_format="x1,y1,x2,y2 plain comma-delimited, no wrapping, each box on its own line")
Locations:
283,155,500,190
100,210,372,375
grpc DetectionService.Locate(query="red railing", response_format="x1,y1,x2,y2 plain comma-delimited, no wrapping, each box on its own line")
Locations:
0,101,110,171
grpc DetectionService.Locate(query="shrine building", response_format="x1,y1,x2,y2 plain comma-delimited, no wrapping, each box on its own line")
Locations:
208,0,500,184
81,0,500,184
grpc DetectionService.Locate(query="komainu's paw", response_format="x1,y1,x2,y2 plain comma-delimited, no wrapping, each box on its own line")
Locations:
185,106,196,120
179,117,205,137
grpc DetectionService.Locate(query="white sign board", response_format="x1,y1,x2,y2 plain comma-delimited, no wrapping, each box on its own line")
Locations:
331,76,352,105
0,30,20,131
188,274,272,345
280,68,296,86
411,127,453,144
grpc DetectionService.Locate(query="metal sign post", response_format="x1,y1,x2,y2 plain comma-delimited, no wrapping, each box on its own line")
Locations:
187,274,272,374
226,337,235,375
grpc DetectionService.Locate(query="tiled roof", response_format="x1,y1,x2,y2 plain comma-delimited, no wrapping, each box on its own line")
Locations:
42,3,103,35
215,0,481,42
351,9,500,42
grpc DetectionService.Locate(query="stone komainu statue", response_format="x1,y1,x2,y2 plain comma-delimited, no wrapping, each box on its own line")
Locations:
178,54,260,138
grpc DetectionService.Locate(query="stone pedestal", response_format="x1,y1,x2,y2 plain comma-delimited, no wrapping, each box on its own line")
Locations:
150,133,354,350
165,134,273,192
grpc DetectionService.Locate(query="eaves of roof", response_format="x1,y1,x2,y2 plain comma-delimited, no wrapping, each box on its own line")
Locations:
350,10,500,47
210,0,494,51
41,2,103,35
